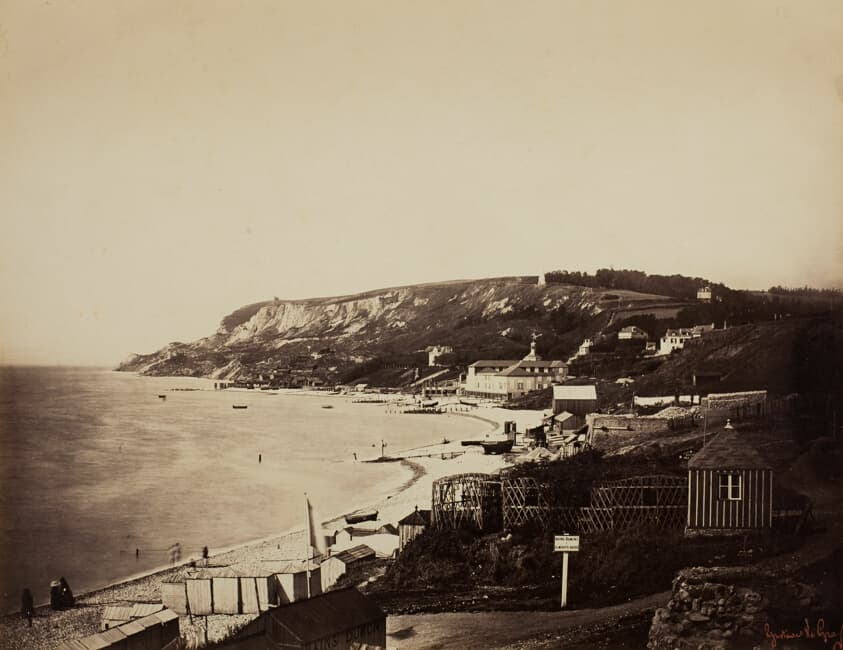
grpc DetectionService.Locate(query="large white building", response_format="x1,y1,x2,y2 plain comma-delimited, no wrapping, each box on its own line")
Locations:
462,342,567,400
658,323,715,355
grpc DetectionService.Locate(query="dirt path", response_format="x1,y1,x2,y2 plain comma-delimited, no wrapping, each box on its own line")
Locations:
385,591,670,649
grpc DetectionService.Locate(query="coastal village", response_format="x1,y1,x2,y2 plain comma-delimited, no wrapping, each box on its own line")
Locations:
4,275,841,650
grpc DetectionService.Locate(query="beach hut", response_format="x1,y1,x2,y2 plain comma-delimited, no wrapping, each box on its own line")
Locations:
160,582,187,615
184,574,213,615
320,544,376,592
686,431,773,536
552,385,598,417
56,609,179,650
398,507,431,551
267,561,321,604
116,621,145,650
101,604,165,631
101,606,134,631
217,588,385,650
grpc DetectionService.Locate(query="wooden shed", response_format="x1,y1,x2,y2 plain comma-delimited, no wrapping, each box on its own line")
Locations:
686,432,773,536
398,507,431,552
320,545,376,593
56,609,179,650
217,587,385,650
552,385,598,417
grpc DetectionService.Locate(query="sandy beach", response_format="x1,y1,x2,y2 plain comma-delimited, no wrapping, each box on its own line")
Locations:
0,400,540,650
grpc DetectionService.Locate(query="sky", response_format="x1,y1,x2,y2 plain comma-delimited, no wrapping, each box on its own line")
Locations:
1,1,842,366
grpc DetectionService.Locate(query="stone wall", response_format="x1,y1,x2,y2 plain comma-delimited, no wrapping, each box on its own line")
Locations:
647,566,817,650
589,413,695,436
648,567,767,649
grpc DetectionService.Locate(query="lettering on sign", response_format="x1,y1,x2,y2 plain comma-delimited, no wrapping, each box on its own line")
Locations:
554,535,580,553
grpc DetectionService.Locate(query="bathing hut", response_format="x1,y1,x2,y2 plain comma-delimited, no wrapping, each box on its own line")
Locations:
215,588,385,650
57,608,179,650
270,561,322,604
100,603,165,631
686,431,773,536
398,507,431,551
320,544,376,592
431,473,502,531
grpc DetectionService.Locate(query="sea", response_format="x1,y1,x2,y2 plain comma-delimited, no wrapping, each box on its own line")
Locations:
0,367,485,614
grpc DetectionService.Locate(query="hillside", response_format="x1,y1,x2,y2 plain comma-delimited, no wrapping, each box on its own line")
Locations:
116,276,683,381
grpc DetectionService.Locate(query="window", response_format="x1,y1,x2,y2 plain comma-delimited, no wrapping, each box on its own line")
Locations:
718,473,742,500
517,382,524,390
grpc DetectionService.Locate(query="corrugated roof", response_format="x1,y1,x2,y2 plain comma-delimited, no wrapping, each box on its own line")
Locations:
688,432,772,470
102,605,133,622
398,509,431,526
151,609,180,624
552,385,597,400
131,603,165,618
332,544,376,564
269,587,384,644
97,628,127,644
115,620,144,636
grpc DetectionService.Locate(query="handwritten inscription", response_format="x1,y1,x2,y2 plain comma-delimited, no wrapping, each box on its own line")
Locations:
762,619,842,649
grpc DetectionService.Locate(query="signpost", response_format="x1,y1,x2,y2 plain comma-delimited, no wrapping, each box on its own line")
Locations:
553,534,580,609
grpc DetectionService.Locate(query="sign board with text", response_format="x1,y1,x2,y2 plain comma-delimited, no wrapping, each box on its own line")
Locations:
554,535,580,553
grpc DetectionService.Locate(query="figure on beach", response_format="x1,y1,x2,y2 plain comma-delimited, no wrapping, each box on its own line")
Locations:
49,580,61,610
59,577,74,607
21,588,34,626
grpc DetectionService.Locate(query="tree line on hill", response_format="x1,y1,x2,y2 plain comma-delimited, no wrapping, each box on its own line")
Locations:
543,268,732,300
768,286,842,298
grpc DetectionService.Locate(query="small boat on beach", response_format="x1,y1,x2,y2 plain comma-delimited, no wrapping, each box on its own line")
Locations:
345,508,378,524
480,439,514,455
158,394,167,400
322,405,334,409
232,404,248,410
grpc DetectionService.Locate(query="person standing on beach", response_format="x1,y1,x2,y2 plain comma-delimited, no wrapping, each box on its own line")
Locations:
21,589,34,626
59,577,74,608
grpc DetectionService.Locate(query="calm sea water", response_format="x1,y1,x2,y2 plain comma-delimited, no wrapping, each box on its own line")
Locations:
0,367,484,613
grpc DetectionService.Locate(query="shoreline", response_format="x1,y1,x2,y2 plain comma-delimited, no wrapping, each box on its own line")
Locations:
0,401,523,649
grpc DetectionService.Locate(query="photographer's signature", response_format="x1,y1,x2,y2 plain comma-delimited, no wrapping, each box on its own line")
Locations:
763,619,843,649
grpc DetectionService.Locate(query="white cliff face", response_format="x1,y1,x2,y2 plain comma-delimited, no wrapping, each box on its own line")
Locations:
222,290,417,345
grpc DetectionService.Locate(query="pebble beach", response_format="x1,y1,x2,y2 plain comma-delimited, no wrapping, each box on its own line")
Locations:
0,402,541,649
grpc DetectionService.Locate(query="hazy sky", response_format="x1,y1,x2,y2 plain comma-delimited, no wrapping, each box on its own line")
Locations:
1,1,842,366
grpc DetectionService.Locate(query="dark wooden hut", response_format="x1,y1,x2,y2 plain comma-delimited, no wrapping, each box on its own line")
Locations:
397,507,431,552
686,432,773,536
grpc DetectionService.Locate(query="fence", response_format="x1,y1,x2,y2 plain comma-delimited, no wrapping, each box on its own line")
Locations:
432,473,503,531
501,474,688,533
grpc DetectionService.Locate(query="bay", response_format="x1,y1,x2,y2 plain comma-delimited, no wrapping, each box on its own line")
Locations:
0,367,483,613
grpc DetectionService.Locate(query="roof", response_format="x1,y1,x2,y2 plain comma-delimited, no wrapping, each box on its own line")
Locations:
688,432,772,470
102,606,133,622
331,544,376,564
469,360,518,368
269,587,385,645
102,603,164,622
619,326,647,334
398,509,432,526
151,609,179,624
552,385,597,401
97,628,126,644
553,411,576,422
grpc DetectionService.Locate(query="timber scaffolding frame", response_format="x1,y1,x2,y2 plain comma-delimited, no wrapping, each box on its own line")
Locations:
432,473,503,531
501,474,687,533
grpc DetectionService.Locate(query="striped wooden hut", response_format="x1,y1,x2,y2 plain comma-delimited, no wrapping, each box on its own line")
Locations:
686,432,773,536
398,507,431,552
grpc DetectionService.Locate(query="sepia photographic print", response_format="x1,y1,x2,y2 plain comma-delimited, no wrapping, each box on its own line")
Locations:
1,1,842,649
